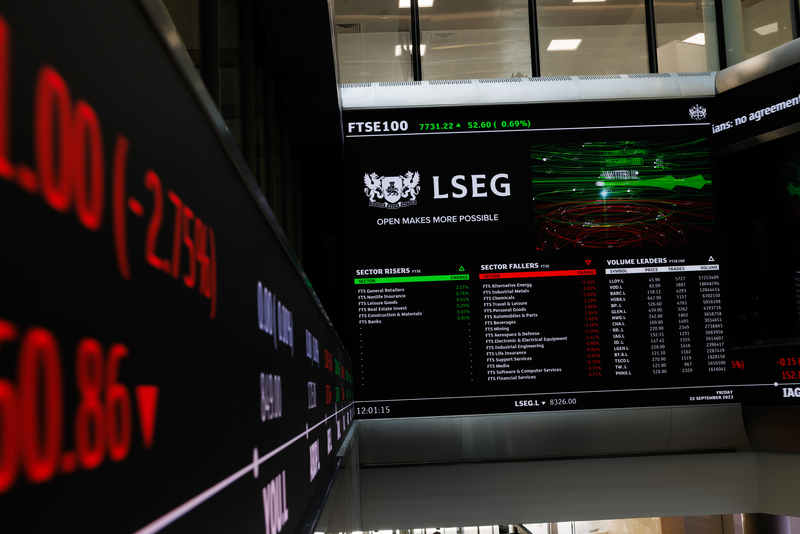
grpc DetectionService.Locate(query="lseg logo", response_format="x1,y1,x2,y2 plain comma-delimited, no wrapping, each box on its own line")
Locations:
364,171,512,209
363,172,420,209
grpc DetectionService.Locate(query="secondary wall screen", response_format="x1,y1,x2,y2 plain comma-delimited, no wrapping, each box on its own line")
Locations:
344,99,789,419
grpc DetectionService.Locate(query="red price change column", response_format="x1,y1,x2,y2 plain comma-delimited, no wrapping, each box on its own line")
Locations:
479,266,594,384
582,277,603,377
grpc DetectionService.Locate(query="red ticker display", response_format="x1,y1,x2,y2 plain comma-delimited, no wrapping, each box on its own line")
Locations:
0,2,352,533
0,321,156,492
344,99,798,419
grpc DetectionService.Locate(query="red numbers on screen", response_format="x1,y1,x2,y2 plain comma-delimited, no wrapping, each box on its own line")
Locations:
0,12,218,318
0,323,17,493
28,66,106,230
74,340,132,468
183,208,197,287
35,67,73,209
75,338,106,470
144,170,168,272
73,101,104,230
112,135,132,279
145,172,217,317
168,191,183,279
18,328,63,484
0,318,148,495
106,345,132,461
195,218,214,298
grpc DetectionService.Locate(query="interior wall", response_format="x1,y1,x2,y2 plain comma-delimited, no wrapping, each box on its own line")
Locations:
320,430,363,534
357,405,752,467
359,452,760,529
359,451,800,529
755,453,800,517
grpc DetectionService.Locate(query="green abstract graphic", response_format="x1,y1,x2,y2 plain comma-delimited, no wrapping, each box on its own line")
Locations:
531,140,715,249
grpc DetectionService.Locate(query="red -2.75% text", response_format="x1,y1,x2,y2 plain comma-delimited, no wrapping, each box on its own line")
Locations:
0,14,218,318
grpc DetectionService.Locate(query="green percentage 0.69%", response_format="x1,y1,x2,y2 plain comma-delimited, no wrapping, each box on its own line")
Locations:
418,120,531,131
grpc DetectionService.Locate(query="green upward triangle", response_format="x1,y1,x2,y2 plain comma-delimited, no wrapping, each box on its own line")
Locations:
458,266,465,272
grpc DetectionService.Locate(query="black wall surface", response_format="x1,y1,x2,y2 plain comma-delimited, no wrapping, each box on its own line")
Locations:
0,1,352,532
253,0,350,339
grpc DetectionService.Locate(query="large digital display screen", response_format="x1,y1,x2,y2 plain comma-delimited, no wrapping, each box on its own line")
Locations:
712,61,800,149
344,98,797,419
0,2,352,533
713,62,800,382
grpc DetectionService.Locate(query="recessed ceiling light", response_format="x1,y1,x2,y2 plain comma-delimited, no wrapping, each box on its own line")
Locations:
754,22,778,35
399,0,434,7
572,0,606,3
683,32,705,45
547,39,582,51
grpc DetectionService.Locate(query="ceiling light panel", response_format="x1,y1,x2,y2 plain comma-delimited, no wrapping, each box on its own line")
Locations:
682,33,705,45
754,22,778,35
395,44,426,56
547,39,582,51
399,0,434,7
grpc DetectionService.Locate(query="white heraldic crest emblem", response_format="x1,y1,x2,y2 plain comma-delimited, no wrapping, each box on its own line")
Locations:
363,171,420,209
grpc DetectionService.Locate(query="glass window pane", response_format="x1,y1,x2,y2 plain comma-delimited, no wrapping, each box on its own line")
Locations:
420,0,531,81
655,0,720,72
723,0,795,66
537,0,649,76
334,0,413,83
219,0,242,149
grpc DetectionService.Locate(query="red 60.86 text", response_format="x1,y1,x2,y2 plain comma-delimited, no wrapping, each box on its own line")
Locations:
0,318,159,494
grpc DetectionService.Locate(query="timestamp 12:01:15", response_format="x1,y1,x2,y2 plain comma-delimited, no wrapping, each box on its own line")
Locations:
356,405,390,415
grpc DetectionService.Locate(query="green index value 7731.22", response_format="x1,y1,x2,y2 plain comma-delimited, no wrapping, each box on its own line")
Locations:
419,123,456,131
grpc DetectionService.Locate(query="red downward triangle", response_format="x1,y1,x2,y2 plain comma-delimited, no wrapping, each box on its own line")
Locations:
585,260,592,266
135,385,159,449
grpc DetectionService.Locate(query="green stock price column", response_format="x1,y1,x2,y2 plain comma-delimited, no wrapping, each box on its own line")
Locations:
353,269,473,416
